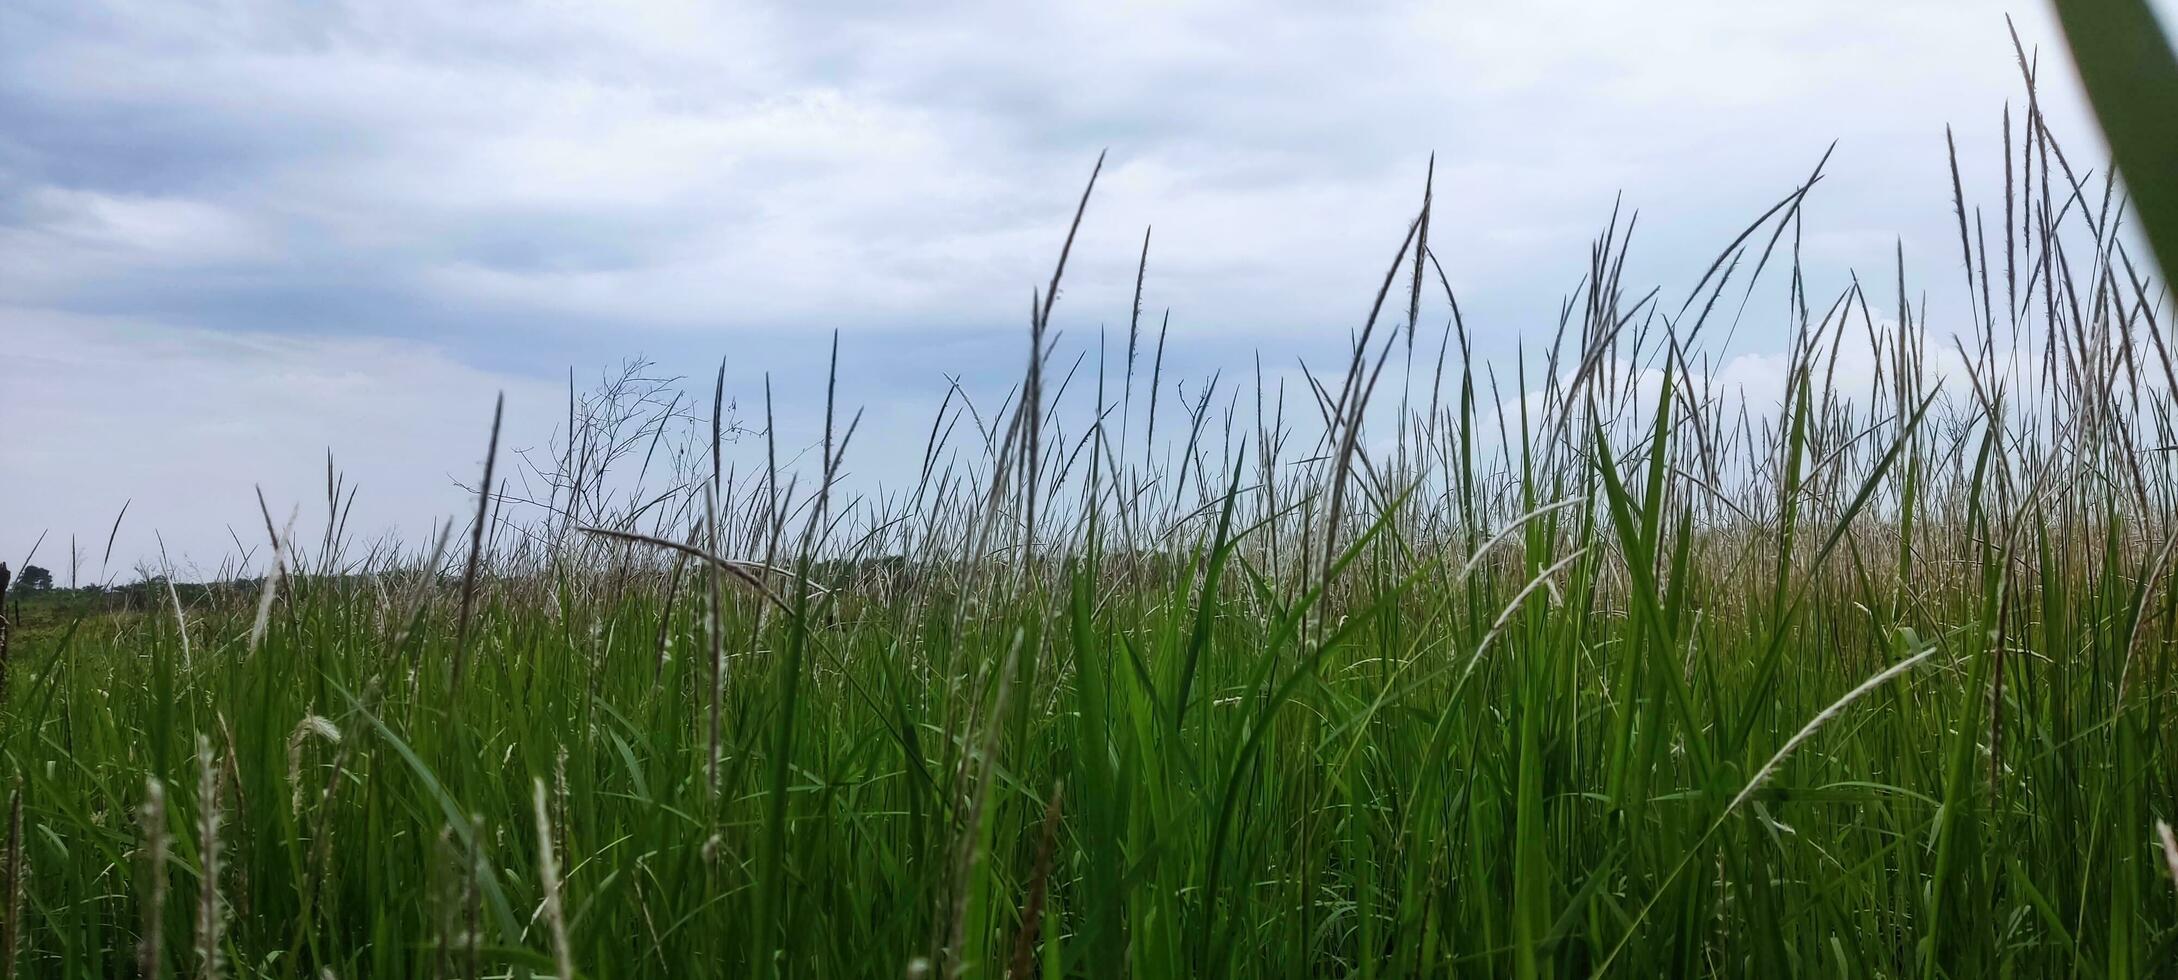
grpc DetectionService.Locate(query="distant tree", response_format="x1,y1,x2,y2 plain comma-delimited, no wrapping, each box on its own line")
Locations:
15,565,52,592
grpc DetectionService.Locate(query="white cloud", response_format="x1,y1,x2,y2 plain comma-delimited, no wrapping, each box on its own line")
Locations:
1,0,2168,569
0,310,558,579
3,0,2130,338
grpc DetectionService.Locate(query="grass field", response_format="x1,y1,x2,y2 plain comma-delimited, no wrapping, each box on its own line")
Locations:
8,69,2178,979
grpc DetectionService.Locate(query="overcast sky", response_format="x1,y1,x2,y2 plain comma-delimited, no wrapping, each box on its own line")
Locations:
1,0,2165,579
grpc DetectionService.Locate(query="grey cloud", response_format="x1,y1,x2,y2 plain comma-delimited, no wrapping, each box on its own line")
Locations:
1,0,2164,568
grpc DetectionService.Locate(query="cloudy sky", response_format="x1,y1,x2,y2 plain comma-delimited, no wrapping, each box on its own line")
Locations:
0,0,2163,579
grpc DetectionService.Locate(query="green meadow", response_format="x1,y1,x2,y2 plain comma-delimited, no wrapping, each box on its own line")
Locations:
9,16,2178,977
